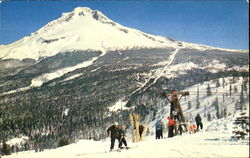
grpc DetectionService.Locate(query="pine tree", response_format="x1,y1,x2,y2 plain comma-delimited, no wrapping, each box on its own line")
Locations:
1,140,11,155
196,99,200,109
229,84,232,98
204,105,207,117
222,77,225,88
207,84,212,96
243,77,248,92
223,106,227,118
207,113,211,121
239,84,245,104
187,100,192,110
58,137,69,147
196,86,200,109
232,76,236,84
212,97,220,119
234,85,238,93
232,108,249,139
216,78,220,87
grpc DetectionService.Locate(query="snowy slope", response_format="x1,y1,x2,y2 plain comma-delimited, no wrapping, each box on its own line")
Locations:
2,77,249,158
149,77,249,130
0,7,176,60
0,7,234,61
3,115,249,158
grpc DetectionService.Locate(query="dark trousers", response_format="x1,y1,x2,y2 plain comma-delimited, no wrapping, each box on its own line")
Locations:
110,137,119,150
178,125,183,135
160,130,163,139
139,132,143,138
118,137,127,148
156,130,163,139
168,125,174,138
197,123,203,130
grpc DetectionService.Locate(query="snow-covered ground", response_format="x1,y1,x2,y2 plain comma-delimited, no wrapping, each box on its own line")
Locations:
108,99,130,112
150,76,249,129
3,76,249,158
3,115,249,158
6,137,29,147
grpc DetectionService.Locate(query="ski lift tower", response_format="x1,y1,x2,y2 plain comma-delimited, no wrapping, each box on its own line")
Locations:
161,89,189,122
161,89,189,135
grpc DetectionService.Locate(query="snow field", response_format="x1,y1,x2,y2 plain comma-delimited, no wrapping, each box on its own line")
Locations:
3,77,249,158
4,117,249,158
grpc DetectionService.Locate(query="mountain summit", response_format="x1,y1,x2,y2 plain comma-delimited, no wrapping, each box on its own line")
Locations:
0,7,183,60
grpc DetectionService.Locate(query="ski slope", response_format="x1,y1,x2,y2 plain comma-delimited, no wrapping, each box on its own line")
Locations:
3,115,249,158
147,76,249,131
3,77,249,158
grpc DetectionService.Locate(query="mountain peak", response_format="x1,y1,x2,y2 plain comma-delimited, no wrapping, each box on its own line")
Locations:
72,7,93,13
0,7,218,60
72,7,100,15
68,7,110,22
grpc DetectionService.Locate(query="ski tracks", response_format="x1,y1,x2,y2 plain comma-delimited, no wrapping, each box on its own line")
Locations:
131,48,180,95
163,48,180,68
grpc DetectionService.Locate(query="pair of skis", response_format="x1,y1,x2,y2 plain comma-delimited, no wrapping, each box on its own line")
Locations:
129,113,150,142
108,146,131,152
76,147,132,157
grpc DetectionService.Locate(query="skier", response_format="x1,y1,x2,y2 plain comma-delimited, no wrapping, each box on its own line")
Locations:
118,125,128,149
177,122,184,135
189,121,197,134
155,120,163,139
107,122,119,151
167,116,175,138
139,124,144,139
195,114,203,131
159,120,164,138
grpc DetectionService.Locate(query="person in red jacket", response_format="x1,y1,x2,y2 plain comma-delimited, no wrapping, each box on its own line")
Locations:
167,116,175,138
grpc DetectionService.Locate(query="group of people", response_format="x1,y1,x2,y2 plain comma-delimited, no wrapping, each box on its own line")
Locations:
106,122,129,151
187,114,203,134
107,114,203,150
166,113,203,138
155,113,203,139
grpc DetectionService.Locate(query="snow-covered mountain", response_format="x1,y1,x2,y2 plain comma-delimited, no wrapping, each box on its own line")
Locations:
0,7,173,60
0,7,232,61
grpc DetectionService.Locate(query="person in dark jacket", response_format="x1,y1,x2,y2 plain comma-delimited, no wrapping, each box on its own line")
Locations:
107,122,119,151
195,114,203,131
139,125,144,139
118,125,128,149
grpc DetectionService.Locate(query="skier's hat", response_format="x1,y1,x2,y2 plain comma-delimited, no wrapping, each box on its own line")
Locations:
114,122,119,126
